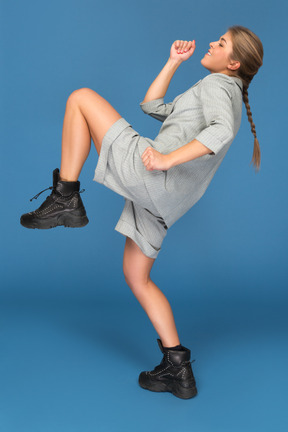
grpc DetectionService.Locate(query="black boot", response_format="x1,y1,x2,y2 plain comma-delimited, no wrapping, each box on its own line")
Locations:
138,339,197,399
20,168,89,229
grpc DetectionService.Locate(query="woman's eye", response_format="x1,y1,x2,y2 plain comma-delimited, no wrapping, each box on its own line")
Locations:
218,43,223,47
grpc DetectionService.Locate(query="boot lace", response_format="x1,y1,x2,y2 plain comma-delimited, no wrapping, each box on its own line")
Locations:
30,186,85,201
30,187,54,201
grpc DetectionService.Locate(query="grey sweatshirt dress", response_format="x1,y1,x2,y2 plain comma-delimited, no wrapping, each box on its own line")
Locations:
94,72,243,258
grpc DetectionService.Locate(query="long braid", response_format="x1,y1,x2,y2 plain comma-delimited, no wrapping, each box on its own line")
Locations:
228,25,263,173
242,85,261,171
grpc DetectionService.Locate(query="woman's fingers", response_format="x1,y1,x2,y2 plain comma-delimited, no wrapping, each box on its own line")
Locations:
142,156,150,167
141,148,151,166
174,40,184,51
182,42,189,52
177,40,184,52
183,41,192,52
141,147,169,171
185,41,193,52
142,147,155,170
142,147,151,160
174,40,194,53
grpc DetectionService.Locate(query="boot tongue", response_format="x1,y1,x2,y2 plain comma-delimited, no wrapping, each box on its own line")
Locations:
163,344,183,351
157,339,183,352
53,168,60,189
157,339,165,353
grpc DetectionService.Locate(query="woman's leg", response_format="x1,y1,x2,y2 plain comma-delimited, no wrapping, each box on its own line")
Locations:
20,88,122,229
123,237,180,347
60,88,122,181
123,237,198,400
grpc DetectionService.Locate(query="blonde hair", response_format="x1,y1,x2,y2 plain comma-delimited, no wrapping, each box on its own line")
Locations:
227,25,264,172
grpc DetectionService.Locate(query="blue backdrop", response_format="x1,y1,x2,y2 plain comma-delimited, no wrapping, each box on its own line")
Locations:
1,0,287,431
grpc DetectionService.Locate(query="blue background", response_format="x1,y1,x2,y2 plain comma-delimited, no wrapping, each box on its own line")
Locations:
1,0,287,431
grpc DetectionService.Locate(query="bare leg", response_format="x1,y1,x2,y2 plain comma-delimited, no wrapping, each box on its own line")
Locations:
123,237,180,347
60,88,122,181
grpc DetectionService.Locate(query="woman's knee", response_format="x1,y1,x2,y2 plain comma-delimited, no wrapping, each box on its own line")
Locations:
123,266,149,291
123,257,151,293
66,88,95,107
123,237,154,290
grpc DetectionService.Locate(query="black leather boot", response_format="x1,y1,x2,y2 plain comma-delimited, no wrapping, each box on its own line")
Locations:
20,168,89,229
138,339,197,399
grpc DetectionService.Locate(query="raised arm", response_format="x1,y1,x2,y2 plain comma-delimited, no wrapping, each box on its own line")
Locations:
141,58,181,104
140,40,196,122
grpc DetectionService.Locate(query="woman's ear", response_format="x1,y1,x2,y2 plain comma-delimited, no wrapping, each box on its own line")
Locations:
228,60,241,71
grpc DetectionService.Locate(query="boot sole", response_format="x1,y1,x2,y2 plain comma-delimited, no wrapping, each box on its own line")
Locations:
138,374,198,399
20,212,89,229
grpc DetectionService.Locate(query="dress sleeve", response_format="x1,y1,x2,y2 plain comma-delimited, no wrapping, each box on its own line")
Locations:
139,97,173,122
194,75,235,155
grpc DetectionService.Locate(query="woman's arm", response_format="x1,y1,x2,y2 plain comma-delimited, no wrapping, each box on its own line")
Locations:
141,40,196,103
168,140,213,166
141,140,212,171
141,58,182,104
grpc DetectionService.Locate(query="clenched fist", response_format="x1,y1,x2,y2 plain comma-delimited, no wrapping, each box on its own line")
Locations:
141,147,171,171
170,40,196,62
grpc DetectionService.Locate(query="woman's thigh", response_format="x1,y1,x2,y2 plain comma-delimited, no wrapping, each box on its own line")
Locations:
67,88,122,154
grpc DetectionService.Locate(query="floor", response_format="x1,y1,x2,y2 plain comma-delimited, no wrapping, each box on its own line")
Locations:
1,286,287,432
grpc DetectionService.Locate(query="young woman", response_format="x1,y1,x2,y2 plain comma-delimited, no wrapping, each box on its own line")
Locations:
20,25,264,399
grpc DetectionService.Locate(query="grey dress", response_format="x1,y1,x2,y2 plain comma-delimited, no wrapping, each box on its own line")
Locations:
93,73,243,258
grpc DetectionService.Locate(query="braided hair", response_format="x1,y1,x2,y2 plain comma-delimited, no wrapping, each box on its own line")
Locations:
227,25,264,172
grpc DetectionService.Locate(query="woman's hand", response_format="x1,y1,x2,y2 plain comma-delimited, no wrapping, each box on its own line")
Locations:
141,147,171,171
170,40,196,62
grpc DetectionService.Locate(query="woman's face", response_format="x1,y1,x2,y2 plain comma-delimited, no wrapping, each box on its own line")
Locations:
201,31,240,75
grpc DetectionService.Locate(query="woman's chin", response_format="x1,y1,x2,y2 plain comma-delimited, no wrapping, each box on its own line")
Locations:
200,59,212,72
200,57,208,67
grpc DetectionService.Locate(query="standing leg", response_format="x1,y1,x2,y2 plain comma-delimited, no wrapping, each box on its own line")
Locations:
123,236,198,399
123,237,180,347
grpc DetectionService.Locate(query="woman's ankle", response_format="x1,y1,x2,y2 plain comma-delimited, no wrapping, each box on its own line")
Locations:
59,173,78,182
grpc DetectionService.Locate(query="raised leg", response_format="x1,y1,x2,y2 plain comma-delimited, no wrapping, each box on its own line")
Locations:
60,88,122,181
123,237,181,347
20,88,122,229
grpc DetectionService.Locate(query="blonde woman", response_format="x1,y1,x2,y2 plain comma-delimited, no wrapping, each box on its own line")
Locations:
20,25,263,399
